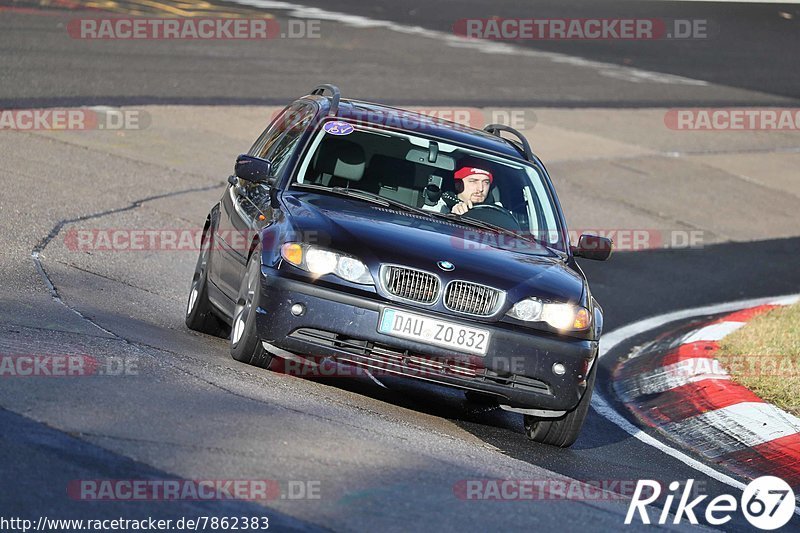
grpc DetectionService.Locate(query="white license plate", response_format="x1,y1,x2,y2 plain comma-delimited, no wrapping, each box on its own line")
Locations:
378,308,490,356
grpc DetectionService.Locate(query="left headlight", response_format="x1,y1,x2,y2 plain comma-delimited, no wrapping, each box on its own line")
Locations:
280,243,373,285
507,297,590,331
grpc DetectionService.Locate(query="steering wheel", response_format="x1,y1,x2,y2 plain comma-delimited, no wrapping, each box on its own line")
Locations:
463,204,522,231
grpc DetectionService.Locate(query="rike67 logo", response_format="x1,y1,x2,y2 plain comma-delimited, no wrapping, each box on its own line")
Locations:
626,477,796,530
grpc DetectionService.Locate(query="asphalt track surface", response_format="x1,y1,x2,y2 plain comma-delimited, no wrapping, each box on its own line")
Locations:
265,0,800,102
1,1,800,532
1,0,799,107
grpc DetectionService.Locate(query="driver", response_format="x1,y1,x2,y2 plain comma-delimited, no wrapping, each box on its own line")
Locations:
450,165,493,215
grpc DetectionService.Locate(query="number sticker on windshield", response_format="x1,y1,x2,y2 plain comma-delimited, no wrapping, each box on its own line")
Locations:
323,121,354,136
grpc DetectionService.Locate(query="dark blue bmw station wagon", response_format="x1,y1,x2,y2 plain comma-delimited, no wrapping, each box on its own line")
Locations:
186,84,612,447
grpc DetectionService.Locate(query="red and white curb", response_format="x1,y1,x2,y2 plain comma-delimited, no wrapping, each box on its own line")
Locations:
613,296,800,490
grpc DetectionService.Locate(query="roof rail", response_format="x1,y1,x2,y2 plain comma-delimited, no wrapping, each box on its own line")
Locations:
311,84,341,117
483,124,533,161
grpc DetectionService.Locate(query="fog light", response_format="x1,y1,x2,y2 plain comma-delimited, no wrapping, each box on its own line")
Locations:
291,303,305,316
552,363,566,376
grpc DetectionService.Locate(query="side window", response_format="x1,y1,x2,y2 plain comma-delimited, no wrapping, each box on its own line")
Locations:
248,102,311,159
248,107,289,158
265,110,315,179
236,104,315,220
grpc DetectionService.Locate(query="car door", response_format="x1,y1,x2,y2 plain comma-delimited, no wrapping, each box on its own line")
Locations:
214,102,317,303
209,104,293,302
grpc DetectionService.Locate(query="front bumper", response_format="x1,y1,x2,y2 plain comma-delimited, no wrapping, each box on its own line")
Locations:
256,268,598,412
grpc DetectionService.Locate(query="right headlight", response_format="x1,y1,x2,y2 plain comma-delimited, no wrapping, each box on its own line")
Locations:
280,243,373,285
507,297,590,331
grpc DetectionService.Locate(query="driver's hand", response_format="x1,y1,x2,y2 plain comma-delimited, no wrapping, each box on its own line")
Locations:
452,200,473,215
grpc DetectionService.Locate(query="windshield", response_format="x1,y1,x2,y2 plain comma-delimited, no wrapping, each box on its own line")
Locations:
293,121,566,253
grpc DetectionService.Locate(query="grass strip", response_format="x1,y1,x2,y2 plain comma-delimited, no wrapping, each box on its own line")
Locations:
716,303,800,416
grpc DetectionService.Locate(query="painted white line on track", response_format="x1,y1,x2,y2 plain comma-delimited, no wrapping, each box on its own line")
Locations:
661,401,800,457
229,0,710,87
593,292,800,512
651,0,800,3
682,321,745,343
618,357,730,399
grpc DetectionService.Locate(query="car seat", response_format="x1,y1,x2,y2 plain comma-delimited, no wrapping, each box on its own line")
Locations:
308,138,367,188
364,155,419,204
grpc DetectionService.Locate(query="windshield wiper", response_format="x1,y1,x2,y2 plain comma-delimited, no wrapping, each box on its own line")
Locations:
444,214,559,253
292,184,556,251
350,191,450,219
293,183,444,220
292,183,391,207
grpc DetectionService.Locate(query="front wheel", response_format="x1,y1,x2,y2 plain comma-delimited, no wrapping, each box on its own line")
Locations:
230,252,273,369
524,364,596,448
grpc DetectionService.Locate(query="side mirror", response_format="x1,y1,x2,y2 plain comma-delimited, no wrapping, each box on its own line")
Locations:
234,154,274,184
572,234,613,261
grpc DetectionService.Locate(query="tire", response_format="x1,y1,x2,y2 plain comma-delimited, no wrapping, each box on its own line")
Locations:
185,226,224,336
524,364,596,448
230,251,273,369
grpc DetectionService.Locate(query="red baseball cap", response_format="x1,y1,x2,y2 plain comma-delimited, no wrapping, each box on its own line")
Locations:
454,166,493,183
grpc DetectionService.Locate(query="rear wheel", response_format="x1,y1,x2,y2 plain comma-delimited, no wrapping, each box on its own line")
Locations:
230,252,273,369
524,364,596,448
185,226,224,336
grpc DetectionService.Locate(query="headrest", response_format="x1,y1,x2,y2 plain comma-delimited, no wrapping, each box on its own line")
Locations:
314,138,366,182
367,155,416,185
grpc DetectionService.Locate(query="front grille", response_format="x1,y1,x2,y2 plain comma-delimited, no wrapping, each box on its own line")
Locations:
381,266,439,304
287,328,551,395
444,281,503,316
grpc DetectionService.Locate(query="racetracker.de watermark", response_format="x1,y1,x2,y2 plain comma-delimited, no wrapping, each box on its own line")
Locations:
67,17,321,40
270,107,538,132
271,354,509,379
63,228,706,253
0,108,148,131
0,355,138,377
450,229,705,252
63,228,327,252
68,479,321,501
453,479,708,500
678,355,800,379
665,108,800,130
453,18,712,40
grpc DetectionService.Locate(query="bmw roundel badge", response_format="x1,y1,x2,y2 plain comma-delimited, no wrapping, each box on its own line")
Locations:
437,260,455,271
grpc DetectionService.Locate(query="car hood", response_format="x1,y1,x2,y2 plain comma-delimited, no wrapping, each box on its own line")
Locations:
281,192,585,303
